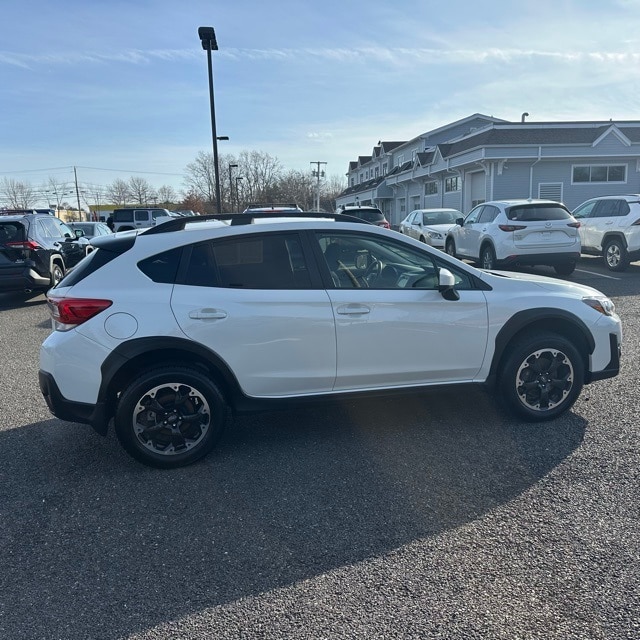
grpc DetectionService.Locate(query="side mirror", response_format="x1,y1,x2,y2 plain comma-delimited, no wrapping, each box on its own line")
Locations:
455,217,464,226
438,268,459,301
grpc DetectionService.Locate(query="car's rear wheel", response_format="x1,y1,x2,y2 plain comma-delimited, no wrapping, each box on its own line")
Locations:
445,239,456,258
498,332,584,421
480,245,496,270
603,237,629,272
554,261,576,276
115,366,227,468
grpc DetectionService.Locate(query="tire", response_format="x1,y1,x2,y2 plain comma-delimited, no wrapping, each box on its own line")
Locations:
498,332,584,421
554,261,576,276
480,245,496,270
49,262,65,288
445,239,456,258
114,366,227,469
602,237,629,272
419,236,426,243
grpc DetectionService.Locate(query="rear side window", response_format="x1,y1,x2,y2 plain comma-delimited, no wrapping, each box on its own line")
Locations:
138,247,183,283
507,204,572,221
135,210,149,222
594,200,630,218
181,233,311,289
113,210,134,222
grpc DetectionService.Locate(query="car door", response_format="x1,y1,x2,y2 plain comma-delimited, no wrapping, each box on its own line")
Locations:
572,200,599,249
170,231,337,397
314,230,489,389
591,199,628,249
454,205,484,258
55,220,86,267
407,211,423,239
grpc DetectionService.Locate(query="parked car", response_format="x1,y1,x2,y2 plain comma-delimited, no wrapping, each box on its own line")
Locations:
0,212,86,292
399,208,462,248
66,222,113,255
445,199,581,275
243,203,304,214
571,194,640,271
39,212,620,469
337,205,390,229
111,208,179,232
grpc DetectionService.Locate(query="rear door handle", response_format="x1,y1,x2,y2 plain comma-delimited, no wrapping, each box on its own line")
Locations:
188,308,227,320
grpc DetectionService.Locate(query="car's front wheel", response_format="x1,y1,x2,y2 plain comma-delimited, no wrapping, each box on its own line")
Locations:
445,239,456,258
49,262,65,288
498,332,584,421
114,366,227,468
603,237,630,272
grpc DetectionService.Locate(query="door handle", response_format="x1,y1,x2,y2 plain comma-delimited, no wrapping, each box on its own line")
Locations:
188,308,227,320
336,304,370,315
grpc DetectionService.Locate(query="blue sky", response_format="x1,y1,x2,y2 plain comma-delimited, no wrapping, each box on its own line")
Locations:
2,0,640,204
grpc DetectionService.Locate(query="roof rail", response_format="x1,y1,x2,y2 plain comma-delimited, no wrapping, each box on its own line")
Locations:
141,211,372,235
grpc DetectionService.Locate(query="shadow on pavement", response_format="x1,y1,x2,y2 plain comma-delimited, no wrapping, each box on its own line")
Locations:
0,389,586,639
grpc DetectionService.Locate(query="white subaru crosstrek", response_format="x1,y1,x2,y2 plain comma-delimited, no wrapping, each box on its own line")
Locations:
445,199,581,275
39,212,621,468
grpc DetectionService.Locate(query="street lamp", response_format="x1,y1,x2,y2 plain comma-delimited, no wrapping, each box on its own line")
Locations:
228,163,238,212
198,26,223,213
235,176,244,213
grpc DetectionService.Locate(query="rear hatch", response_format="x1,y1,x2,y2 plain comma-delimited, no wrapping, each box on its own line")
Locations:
505,203,579,249
0,220,29,272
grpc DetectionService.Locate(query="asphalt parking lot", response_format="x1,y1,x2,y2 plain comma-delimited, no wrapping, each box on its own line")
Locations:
0,256,638,639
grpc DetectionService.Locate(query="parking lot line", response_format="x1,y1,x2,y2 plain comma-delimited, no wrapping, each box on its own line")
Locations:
575,268,621,280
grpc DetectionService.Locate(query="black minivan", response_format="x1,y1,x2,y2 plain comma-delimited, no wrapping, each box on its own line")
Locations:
0,213,86,292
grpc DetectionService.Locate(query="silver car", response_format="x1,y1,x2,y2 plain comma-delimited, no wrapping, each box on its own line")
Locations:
399,208,462,248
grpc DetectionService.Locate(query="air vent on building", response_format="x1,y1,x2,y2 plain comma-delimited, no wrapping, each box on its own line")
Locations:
538,182,563,202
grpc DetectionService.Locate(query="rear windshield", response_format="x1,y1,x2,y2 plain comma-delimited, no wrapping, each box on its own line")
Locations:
353,209,384,222
0,221,26,243
506,204,572,221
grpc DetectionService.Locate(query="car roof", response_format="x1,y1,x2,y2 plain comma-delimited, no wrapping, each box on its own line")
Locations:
486,199,564,206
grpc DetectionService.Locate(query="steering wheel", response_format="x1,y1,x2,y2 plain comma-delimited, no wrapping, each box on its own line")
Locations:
364,258,382,283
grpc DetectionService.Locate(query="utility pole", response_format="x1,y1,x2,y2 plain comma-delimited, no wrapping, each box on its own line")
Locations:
73,166,83,221
310,161,327,211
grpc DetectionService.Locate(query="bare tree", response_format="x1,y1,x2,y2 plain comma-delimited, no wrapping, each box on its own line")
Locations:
183,151,215,205
156,185,177,206
321,174,347,212
0,178,37,209
129,176,155,206
45,177,73,211
270,170,315,209
105,179,131,206
237,150,282,205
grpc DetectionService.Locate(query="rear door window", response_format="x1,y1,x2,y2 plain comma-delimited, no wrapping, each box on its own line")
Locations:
134,210,150,222
114,210,134,222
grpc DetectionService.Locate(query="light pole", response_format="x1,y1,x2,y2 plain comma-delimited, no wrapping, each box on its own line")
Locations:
198,26,222,213
235,176,243,213
228,163,238,212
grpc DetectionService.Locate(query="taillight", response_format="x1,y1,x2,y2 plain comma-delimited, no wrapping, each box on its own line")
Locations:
631,219,640,226
47,297,112,331
6,240,41,250
498,224,527,232
567,222,581,228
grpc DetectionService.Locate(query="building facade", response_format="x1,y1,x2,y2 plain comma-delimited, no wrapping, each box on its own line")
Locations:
336,114,640,227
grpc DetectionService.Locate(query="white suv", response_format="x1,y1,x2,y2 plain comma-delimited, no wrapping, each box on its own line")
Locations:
445,199,581,275
39,212,621,468
572,194,640,271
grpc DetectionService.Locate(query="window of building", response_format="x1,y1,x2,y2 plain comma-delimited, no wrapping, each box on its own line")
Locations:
445,177,461,192
350,177,354,187
382,163,388,175
572,165,626,184
359,173,364,184
374,167,379,178
396,155,404,167
425,181,438,195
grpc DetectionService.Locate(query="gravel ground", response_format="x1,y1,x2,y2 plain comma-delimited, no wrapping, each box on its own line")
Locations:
0,263,638,639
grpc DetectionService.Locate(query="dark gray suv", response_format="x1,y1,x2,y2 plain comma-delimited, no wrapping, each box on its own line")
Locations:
0,213,86,293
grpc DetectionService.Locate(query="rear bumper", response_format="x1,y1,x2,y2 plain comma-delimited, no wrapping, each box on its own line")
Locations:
499,251,581,267
38,370,110,435
0,265,50,291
